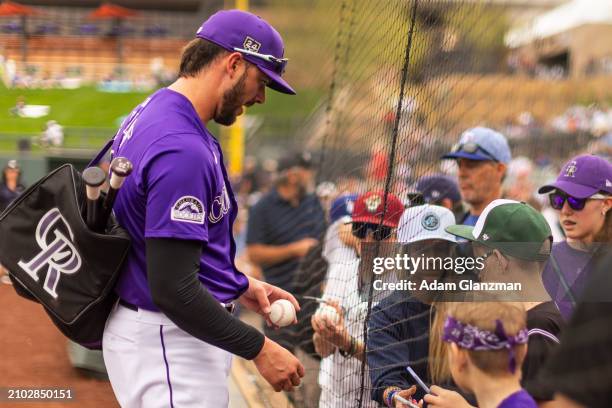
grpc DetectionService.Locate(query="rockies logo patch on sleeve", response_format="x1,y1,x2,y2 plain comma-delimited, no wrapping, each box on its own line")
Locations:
171,196,205,224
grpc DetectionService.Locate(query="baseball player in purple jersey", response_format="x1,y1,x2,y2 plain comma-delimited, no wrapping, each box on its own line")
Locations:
102,10,304,408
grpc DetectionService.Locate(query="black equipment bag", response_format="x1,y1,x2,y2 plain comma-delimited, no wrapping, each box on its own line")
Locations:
0,143,130,350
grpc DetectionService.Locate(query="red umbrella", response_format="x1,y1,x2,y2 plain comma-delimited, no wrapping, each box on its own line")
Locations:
0,1,39,16
0,1,41,62
89,3,138,19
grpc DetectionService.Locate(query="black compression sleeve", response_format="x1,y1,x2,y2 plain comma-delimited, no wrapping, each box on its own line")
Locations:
145,238,265,360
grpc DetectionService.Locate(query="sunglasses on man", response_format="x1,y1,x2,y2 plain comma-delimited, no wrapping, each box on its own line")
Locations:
451,142,498,162
549,191,608,211
233,47,288,75
351,222,394,241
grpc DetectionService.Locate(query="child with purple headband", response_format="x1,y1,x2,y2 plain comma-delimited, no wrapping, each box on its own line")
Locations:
437,302,537,408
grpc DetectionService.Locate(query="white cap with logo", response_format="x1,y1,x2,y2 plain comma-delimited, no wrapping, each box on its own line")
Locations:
398,204,457,244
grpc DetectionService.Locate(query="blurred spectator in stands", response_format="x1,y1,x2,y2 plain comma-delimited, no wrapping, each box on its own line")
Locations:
337,175,365,196
247,152,326,348
366,141,389,187
316,181,337,221
40,120,64,148
0,160,26,284
315,191,403,407
504,157,541,207
247,152,325,407
0,160,25,212
441,127,512,226
9,96,25,116
414,174,464,222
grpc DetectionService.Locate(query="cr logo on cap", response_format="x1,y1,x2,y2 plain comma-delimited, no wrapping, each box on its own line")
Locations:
564,161,577,178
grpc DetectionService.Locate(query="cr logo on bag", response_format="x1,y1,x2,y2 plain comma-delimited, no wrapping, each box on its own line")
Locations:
17,208,82,299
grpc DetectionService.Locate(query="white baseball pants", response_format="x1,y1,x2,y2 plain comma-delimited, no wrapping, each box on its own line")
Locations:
102,302,233,408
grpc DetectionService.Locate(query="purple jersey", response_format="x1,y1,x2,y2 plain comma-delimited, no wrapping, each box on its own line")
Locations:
542,242,594,320
497,389,537,408
110,88,248,310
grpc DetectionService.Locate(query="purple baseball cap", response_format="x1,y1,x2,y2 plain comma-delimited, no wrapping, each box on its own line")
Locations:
538,154,612,198
195,9,295,95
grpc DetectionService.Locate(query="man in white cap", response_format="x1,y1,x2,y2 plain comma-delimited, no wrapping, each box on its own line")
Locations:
367,205,458,406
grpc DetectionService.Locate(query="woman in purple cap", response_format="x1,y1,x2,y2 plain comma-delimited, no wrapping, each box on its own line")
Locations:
538,154,612,320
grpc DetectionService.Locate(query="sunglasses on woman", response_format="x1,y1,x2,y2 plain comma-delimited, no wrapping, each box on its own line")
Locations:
549,191,608,211
351,222,393,241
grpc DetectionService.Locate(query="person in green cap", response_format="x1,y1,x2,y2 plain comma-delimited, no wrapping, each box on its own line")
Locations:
427,199,564,406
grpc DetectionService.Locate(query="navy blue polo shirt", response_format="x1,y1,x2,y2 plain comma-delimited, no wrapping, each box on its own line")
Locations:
246,189,326,292
367,291,431,404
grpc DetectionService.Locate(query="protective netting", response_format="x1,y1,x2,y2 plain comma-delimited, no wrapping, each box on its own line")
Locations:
239,1,612,407
2,1,611,407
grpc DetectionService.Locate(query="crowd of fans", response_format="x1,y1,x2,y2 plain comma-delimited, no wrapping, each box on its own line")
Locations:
229,125,611,408
0,117,610,407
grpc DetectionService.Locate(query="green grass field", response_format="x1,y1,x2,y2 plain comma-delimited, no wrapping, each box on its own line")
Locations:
0,85,150,133
0,83,323,152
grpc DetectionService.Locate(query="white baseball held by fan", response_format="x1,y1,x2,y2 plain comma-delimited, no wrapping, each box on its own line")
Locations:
316,304,340,325
269,299,296,327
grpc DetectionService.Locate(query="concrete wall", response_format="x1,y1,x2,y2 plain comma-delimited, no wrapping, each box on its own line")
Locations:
568,24,612,78
517,24,612,78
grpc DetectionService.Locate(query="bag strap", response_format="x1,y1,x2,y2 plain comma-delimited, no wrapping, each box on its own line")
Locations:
87,138,115,168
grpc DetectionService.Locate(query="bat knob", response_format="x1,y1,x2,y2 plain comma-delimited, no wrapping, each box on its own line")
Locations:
83,167,106,187
110,157,133,177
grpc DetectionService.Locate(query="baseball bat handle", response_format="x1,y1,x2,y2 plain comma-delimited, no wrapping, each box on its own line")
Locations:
98,183,120,231
97,157,133,231
85,186,102,231
82,167,106,232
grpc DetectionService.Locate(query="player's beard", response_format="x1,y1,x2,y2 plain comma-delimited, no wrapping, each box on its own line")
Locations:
215,70,248,126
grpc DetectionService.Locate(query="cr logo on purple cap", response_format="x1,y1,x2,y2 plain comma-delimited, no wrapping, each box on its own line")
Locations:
243,36,261,53
564,161,577,178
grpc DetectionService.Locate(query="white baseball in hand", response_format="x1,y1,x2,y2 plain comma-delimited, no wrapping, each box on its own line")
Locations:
269,299,296,327
316,304,340,325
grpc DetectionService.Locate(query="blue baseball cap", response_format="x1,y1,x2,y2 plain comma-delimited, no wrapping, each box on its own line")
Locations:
441,127,512,164
415,174,461,203
196,9,295,95
329,194,358,224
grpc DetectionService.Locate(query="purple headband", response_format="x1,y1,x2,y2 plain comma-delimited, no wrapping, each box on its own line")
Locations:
442,316,528,373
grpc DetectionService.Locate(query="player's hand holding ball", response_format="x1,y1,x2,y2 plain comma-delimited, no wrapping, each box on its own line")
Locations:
240,276,300,327
269,299,297,327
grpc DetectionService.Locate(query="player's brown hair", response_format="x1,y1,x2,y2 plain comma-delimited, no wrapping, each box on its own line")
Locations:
447,302,527,376
178,38,228,78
